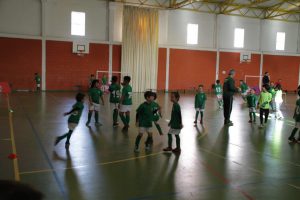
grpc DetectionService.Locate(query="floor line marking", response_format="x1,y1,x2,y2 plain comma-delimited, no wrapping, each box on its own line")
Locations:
6,94,20,181
287,184,300,190
0,138,11,141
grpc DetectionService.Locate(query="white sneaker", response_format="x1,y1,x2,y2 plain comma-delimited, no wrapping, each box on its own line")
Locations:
259,124,264,128
134,146,139,153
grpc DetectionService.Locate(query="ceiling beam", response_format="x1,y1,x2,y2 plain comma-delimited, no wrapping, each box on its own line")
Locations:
222,0,271,14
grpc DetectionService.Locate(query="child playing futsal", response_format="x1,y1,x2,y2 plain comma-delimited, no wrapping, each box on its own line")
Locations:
86,80,105,126
288,90,300,143
214,80,223,109
240,80,249,102
269,82,276,111
101,74,108,92
163,92,182,153
274,84,284,120
119,76,132,131
134,91,156,152
257,84,272,128
34,73,41,92
194,85,206,125
152,92,163,135
246,89,257,123
109,76,121,127
55,93,85,149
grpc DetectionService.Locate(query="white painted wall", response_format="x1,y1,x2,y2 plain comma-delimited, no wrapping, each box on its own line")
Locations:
0,0,41,36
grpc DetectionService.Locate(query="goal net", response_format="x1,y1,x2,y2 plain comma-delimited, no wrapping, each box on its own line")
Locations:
244,75,262,94
96,70,131,92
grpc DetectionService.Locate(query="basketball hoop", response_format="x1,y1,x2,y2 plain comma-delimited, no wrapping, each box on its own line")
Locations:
240,59,251,64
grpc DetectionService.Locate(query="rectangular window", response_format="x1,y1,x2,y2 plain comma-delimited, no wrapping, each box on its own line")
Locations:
276,32,285,50
187,24,198,45
234,28,244,48
71,11,85,36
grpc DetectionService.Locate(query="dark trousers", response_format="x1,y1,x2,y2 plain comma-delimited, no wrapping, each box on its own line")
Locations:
223,95,233,123
260,108,269,124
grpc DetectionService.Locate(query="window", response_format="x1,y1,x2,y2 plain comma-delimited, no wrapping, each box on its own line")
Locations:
187,24,198,45
234,28,244,48
276,32,285,50
71,11,85,36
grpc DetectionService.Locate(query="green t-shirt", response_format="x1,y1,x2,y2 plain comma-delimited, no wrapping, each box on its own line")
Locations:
68,102,84,124
151,101,160,121
109,83,121,103
294,99,300,122
35,75,41,84
121,85,132,105
240,83,249,93
102,76,107,85
269,87,276,98
169,102,182,129
88,88,103,104
247,94,257,107
195,92,206,109
136,102,153,127
258,92,272,109
215,84,222,95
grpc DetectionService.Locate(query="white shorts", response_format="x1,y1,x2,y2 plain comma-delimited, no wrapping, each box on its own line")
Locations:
120,104,132,112
110,103,119,110
139,127,153,133
89,102,100,112
168,128,181,135
37,84,40,87
216,95,222,100
195,108,205,112
249,107,256,113
295,122,300,129
68,123,78,131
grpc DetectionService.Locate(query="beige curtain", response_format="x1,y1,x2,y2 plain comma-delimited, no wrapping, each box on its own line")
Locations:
121,6,159,92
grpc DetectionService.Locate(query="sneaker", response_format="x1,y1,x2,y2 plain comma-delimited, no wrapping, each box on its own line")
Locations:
54,137,60,146
172,148,181,154
253,120,256,124
113,122,119,127
224,121,233,126
248,120,252,123
200,120,203,125
65,143,70,149
193,121,197,124
85,121,90,126
134,146,139,153
259,124,264,128
95,122,102,126
288,137,297,143
122,125,129,131
145,145,151,151
163,147,172,151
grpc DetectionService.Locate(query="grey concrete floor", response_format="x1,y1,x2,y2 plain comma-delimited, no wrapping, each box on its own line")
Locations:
1,92,300,200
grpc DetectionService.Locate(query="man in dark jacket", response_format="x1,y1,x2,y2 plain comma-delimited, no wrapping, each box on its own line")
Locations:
223,69,239,126
262,72,270,85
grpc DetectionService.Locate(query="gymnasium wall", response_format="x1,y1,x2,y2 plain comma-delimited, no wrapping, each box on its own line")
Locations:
157,48,167,91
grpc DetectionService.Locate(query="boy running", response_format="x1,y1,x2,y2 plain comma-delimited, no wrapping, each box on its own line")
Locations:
163,92,183,154
55,93,85,149
34,73,41,92
119,76,132,131
109,76,121,127
240,80,249,102
247,89,257,123
215,80,223,109
86,80,105,126
194,85,206,125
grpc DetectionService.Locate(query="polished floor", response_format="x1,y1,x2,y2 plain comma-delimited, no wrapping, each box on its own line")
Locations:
1,91,300,200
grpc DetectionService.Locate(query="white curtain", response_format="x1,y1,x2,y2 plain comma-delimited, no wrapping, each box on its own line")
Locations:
121,6,159,92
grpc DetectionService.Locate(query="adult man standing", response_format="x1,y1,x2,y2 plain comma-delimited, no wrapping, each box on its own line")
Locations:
262,72,270,85
223,69,239,126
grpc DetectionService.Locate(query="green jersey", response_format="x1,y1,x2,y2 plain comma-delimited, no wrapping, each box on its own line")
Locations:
68,102,84,124
136,102,153,127
240,83,249,93
151,101,160,121
215,84,222,95
35,75,41,84
293,99,300,122
109,83,121,103
195,92,206,109
102,76,107,85
258,92,272,109
269,87,276,98
169,102,182,129
246,94,257,107
121,85,132,105
88,88,103,104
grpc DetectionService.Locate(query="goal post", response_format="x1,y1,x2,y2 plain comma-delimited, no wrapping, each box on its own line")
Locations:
96,70,131,92
244,75,263,94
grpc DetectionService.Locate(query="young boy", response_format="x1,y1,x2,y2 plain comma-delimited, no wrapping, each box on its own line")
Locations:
101,74,108,93
246,88,257,123
240,80,249,102
214,80,223,109
34,73,41,92
89,74,95,87
163,92,183,153
269,82,276,111
194,85,206,125
288,90,300,143
274,84,284,120
134,91,156,152
86,80,105,126
257,84,272,128
109,76,121,127
55,93,85,149
152,92,163,135
119,76,132,131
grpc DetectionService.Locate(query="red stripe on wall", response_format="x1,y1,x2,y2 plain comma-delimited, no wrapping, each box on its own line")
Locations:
157,48,166,91
263,55,300,91
219,52,261,87
112,45,121,73
0,37,41,90
169,49,216,91
46,40,109,90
